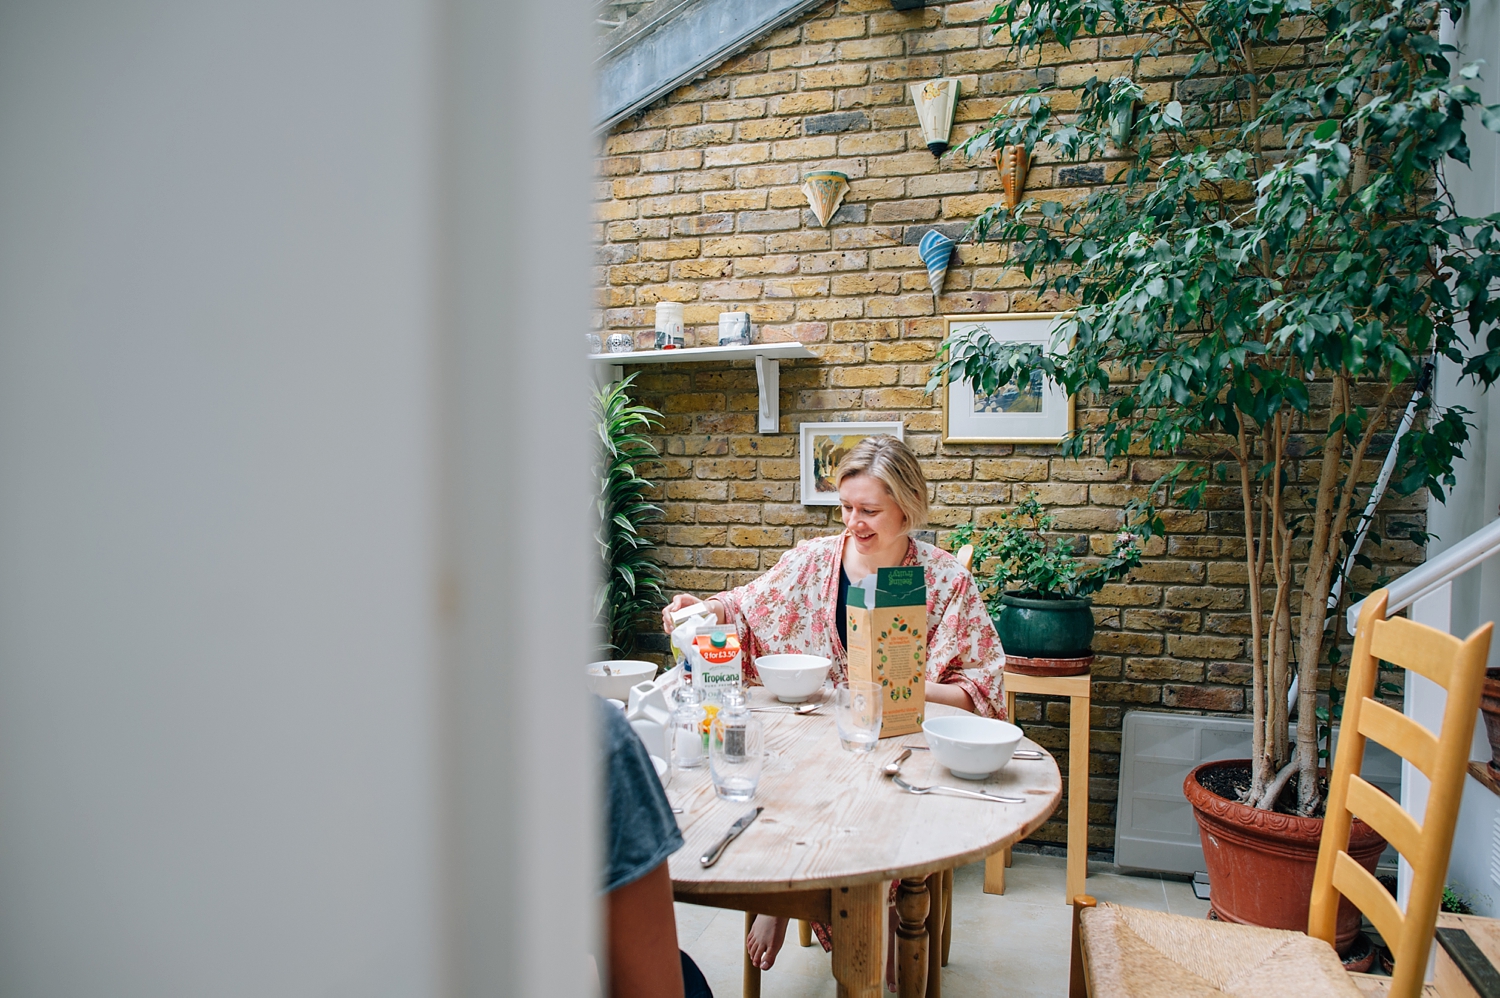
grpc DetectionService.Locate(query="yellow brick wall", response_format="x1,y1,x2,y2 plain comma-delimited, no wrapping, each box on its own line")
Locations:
594,0,1422,850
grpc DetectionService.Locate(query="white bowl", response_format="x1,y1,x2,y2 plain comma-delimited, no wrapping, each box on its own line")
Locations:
922,715,1024,780
754,654,831,702
585,659,657,702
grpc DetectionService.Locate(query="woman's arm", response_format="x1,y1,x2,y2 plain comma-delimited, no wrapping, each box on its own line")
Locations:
925,680,976,711
660,594,725,633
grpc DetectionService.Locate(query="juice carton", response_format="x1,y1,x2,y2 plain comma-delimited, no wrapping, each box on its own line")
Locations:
692,625,743,705
846,566,927,737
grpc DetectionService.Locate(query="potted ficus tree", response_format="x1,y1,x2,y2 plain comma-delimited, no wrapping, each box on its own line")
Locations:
933,0,1500,954
951,494,1144,675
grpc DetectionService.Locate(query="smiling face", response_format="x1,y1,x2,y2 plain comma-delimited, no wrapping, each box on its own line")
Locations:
839,473,909,558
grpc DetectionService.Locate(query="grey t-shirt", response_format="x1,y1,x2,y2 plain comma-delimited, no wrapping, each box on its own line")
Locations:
600,697,684,894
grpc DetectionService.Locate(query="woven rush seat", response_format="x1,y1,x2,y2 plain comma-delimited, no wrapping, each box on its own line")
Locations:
1079,902,1363,998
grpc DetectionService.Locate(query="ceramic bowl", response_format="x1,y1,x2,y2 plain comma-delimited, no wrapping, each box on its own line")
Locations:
585,659,657,702
922,715,1024,780
754,654,832,702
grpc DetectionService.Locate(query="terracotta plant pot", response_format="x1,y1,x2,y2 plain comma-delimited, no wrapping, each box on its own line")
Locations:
1481,669,1500,781
1184,760,1387,955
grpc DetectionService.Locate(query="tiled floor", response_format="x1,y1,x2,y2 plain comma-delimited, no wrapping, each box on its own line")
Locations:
676,851,1210,997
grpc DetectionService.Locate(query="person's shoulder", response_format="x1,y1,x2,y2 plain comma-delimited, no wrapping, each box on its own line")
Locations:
914,538,957,566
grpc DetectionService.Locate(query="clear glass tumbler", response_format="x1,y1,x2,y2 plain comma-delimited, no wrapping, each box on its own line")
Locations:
709,688,763,801
835,680,883,752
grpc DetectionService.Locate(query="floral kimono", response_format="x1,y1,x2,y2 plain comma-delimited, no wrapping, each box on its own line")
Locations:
712,530,1007,720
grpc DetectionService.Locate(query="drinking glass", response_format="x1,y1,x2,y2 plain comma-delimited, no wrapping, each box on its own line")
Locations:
835,680,883,753
709,690,764,800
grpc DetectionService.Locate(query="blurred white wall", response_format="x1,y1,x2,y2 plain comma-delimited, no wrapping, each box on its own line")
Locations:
0,2,593,995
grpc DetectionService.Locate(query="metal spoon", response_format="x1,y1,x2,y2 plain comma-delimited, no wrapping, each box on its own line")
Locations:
882,747,912,777
899,745,1046,762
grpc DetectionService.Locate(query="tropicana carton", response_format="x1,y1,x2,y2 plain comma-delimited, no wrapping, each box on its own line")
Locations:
846,566,926,738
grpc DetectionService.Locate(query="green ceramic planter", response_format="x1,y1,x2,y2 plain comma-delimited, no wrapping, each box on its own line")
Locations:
995,593,1095,659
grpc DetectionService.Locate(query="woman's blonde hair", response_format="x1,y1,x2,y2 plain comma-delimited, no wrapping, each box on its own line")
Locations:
835,435,928,530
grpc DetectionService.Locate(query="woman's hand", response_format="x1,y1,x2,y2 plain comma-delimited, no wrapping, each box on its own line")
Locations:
925,681,975,713
660,594,724,633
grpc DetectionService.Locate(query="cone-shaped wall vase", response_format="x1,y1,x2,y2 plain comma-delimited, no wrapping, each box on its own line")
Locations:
919,229,956,304
996,144,1030,211
910,78,960,156
801,170,849,227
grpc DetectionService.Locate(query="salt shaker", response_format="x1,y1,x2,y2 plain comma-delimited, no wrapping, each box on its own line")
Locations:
671,681,708,772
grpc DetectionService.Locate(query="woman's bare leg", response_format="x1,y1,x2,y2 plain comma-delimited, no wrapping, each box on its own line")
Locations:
746,914,789,971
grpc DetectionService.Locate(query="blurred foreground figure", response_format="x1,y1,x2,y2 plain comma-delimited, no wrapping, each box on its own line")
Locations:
599,698,712,998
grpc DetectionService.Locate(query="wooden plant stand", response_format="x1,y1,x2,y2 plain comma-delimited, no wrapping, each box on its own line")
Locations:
986,669,1091,904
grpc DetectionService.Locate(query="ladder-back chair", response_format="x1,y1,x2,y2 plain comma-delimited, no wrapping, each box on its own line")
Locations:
1068,588,1493,998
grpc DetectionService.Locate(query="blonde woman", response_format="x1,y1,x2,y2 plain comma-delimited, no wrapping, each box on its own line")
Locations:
660,434,1006,975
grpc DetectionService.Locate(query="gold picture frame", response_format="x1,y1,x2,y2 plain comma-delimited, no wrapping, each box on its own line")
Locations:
941,312,1075,444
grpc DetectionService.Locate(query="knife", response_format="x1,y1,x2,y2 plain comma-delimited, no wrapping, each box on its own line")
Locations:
699,806,763,867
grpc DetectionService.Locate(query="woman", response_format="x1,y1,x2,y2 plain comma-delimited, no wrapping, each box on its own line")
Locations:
660,435,1005,976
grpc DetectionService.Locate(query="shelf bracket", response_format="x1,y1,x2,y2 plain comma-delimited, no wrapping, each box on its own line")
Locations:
756,355,779,434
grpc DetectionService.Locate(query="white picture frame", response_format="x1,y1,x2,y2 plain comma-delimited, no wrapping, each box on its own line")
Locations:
799,421,905,506
941,312,1074,444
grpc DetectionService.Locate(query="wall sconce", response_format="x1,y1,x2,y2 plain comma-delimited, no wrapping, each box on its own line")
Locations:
801,171,849,227
996,144,1029,211
910,78,960,157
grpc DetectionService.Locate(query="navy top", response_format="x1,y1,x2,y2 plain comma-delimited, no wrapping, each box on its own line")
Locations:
836,566,851,651
600,696,684,894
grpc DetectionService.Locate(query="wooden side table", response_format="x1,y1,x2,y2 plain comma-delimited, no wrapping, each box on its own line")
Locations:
985,670,1090,904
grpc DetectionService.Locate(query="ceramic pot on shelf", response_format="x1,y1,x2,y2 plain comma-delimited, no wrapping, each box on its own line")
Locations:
1481,668,1500,780
995,593,1094,676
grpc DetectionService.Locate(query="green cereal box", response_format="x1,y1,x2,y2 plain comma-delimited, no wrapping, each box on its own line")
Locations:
846,566,927,738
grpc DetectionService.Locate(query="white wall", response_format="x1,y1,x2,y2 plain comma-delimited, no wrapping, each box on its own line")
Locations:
1406,0,1500,917
0,2,593,995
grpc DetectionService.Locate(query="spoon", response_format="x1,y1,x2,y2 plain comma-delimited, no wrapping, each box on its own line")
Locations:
749,703,821,715
889,773,1025,804
899,745,1045,761
882,747,912,777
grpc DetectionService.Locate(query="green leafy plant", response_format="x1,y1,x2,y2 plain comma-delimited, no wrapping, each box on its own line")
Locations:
594,373,665,656
949,494,1145,615
1441,882,1489,914
930,0,1500,813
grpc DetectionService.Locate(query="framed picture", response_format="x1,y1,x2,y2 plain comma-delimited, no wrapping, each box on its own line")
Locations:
799,421,905,505
941,312,1074,444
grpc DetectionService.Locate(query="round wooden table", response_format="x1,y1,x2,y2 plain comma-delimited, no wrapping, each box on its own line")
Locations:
666,686,1062,998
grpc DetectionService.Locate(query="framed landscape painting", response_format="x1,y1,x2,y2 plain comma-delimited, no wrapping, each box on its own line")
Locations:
799,421,905,505
941,313,1074,444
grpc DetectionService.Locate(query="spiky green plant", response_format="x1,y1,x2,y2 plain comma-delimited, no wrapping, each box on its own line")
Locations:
594,373,665,656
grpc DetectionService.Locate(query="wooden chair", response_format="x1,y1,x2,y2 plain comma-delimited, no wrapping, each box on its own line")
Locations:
1067,588,1492,998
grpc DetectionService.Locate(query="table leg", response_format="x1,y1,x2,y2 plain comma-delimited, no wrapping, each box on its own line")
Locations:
924,871,945,998
1066,691,1090,904
743,911,761,998
798,918,813,947
896,877,930,998
984,850,1006,894
940,867,952,967
831,883,884,998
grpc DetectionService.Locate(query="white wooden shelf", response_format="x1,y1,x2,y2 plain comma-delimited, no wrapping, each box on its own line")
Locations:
591,342,816,433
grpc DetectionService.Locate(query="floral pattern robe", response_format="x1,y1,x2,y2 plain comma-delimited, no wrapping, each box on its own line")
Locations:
712,531,1006,719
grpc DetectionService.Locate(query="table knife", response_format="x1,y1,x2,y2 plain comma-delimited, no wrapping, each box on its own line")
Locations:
699,806,763,867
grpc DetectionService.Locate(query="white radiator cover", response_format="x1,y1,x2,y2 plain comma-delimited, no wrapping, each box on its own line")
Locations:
1114,711,1401,875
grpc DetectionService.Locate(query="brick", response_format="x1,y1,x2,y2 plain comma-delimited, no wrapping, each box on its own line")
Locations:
666,481,728,501
1162,685,1245,711
666,525,727,546
805,110,870,134
737,210,803,232
639,239,701,261
733,72,799,97
704,99,768,121
703,190,768,211
640,150,703,173
737,118,802,140
674,214,735,235
800,65,871,89
1166,634,1245,659
701,236,765,256
605,130,667,155
729,526,795,547
704,144,770,167
804,16,868,41
770,136,839,159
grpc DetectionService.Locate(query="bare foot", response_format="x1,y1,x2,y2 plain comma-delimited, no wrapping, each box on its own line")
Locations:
746,914,789,971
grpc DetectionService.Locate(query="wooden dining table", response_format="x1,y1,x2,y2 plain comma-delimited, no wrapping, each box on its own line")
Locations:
666,686,1062,998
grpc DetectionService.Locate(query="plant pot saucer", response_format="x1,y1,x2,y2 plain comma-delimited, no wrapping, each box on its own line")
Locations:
1004,654,1093,677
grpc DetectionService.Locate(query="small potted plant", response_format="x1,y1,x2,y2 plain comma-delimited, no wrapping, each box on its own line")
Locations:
949,494,1144,675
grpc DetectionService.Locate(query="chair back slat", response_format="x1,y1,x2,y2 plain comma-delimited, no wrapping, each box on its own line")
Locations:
1330,851,1404,951
1344,775,1422,862
1307,588,1493,998
1369,617,1461,689
1356,698,1438,778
